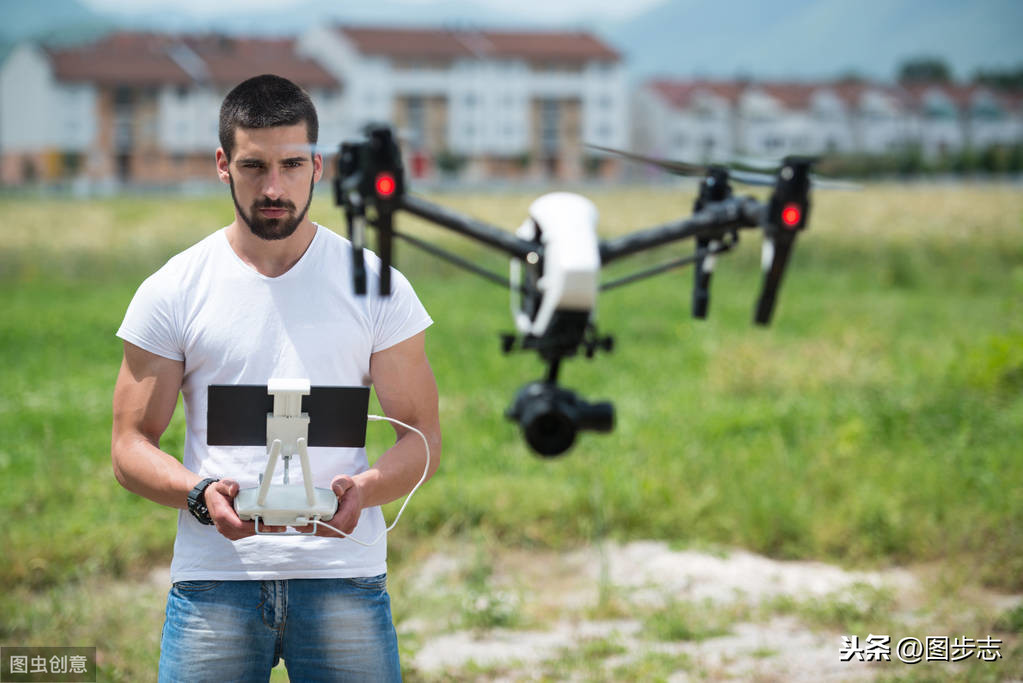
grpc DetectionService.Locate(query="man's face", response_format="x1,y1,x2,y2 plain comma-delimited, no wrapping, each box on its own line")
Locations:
217,124,323,241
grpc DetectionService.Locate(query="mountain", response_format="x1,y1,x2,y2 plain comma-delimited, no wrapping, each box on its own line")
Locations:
0,0,110,47
602,0,1023,82
73,1,535,36
5,0,1021,84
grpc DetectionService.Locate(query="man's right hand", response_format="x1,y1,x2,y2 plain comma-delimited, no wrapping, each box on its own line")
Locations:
205,479,285,540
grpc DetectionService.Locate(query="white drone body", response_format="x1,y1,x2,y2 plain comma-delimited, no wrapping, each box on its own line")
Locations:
234,378,339,531
511,192,601,337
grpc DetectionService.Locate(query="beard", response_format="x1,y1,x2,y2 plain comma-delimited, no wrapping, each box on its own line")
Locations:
229,174,315,242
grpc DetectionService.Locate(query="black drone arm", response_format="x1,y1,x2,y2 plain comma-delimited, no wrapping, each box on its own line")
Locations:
598,195,765,265
398,194,538,261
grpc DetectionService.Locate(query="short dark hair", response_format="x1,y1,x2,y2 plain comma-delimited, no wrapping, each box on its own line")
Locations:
218,74,319,160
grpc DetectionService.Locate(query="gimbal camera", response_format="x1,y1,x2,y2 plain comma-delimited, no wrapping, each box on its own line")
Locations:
334,125,821,456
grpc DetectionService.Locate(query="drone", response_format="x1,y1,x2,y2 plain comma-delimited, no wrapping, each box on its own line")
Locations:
333,125,837,457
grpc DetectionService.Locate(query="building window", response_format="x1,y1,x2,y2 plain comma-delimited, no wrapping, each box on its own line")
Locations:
540,99,559,153
61,152,82,177
116,153,132,183
407,96,425,146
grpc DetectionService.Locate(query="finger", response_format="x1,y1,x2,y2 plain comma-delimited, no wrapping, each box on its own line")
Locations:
331,478,353,499
214,479,240,499
334,500,362,535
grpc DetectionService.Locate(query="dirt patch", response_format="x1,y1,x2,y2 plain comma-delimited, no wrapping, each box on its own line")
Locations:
396,541,1022,681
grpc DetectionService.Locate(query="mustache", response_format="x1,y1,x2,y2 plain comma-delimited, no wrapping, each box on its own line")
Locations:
255,198,296,210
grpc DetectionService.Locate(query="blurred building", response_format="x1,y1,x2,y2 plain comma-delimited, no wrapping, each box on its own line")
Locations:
0,25,626,188
296,25,626,182
633,78,1023,164
3,25,1021,189
0,33,341,189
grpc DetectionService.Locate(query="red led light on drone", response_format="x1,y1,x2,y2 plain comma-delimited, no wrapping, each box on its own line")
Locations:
375,172,396,198
781,203,802,228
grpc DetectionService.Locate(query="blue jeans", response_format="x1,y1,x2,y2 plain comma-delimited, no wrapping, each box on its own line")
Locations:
158,576,401,682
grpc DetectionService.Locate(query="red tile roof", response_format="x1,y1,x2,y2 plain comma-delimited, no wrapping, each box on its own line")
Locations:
184,35,338,89
48,33,191,86
755,82,821,109
650,79,923,114
338,26,620,62
47,32,339,89
648,80,745,108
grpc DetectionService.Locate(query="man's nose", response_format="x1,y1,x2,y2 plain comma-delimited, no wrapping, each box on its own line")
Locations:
262,168,284,200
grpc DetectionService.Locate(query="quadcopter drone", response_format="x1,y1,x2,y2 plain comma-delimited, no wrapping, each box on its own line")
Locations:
333,125,835,457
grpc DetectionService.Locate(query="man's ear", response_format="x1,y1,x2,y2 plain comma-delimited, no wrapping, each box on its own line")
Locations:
313,152,324,183
215,148,231,184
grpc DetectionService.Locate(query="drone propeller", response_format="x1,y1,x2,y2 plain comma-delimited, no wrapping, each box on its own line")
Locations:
588,144,859,191
731,153,861,191
585,143,706,177
586,143,779,187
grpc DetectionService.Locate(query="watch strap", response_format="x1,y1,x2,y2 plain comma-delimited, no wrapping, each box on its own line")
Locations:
187,477,220,525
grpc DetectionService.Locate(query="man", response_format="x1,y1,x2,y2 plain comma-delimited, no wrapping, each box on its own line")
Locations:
111,74,440,681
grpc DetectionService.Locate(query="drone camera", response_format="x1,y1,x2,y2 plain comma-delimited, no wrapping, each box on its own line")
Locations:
506,381,614,457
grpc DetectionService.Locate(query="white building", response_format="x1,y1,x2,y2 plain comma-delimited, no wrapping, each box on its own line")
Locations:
631,81,741,164
633,78,1023,166
0,32,342,186
298,25,627,180
0,42,98,183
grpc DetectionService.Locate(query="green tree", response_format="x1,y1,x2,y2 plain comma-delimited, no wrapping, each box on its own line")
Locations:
897,57,952,84
972,65,1023,90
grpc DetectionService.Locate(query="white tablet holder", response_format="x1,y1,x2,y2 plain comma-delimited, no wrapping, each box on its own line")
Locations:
206,380,371,535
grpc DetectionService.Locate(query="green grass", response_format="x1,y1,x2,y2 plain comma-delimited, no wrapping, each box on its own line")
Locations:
1,184,1021,679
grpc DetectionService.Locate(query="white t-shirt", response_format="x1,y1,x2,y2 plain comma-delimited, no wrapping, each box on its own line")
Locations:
117,223,433,582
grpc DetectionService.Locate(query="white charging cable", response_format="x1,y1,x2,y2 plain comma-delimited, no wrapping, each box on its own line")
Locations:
308,414,431,546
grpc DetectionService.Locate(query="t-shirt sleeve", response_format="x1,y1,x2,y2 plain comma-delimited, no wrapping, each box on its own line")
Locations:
371,266,433,353
116,270,185,361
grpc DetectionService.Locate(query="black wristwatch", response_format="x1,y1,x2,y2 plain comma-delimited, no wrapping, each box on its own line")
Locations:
187,477,220,525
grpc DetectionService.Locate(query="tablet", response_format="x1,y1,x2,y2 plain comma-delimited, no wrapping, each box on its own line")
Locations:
206,385,370,447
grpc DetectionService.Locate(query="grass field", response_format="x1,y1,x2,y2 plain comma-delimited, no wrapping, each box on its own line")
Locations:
1,182,1021,678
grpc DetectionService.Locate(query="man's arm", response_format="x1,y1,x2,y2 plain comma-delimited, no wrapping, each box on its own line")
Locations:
111,341,272,539
322,330,442,536
111,341,196,507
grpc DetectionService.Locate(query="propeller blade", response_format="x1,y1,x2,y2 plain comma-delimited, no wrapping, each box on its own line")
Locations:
809,174,862,191
729,153,785,172
585,143,707,177
726,169,776,187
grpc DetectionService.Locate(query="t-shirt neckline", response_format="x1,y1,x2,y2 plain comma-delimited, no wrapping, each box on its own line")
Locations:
221,223,321,282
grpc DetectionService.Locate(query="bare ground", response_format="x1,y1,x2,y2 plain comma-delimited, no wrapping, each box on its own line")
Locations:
392,541,1023,682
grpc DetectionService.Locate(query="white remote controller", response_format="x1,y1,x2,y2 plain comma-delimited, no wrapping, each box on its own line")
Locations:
233,379,338,532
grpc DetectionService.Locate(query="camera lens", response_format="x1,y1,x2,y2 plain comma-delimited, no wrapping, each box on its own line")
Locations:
506,381,614,457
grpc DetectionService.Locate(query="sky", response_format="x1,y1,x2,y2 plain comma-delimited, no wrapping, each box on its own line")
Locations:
79,0,667,24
